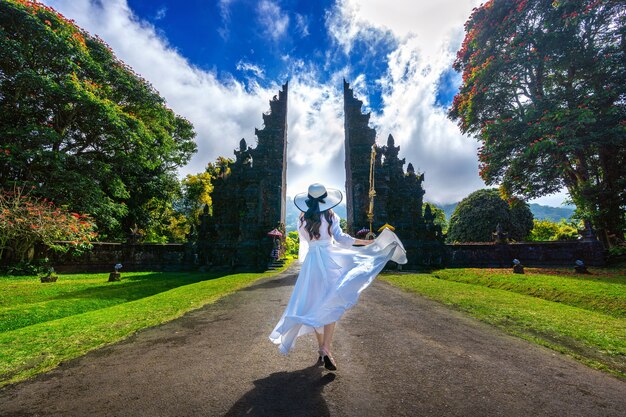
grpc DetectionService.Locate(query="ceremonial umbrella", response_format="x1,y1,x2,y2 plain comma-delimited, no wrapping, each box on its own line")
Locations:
356,228,370,236
267,229,283,237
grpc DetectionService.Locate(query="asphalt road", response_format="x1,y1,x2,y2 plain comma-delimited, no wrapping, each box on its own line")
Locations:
1,265,625,416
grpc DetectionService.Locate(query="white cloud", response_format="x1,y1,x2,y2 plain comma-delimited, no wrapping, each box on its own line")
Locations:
325,0,394,56
285,77,345,196
295,13,310,37
372,36,486,204
236,60,265,79
327,0,571,205
218,0,234,40
330,0,478,59
257,0,290,42
154,6,167,21
325,0,484,204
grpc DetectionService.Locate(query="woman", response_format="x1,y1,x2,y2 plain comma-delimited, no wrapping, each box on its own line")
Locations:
269,183,407,370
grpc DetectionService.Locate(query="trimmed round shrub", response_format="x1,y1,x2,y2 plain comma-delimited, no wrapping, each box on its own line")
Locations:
448,189,533,243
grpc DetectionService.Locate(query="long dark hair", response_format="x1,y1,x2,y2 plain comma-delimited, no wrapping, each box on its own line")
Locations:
300,209,334,240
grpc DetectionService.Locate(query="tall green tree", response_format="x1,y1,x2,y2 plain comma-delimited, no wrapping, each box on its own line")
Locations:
176,169,214,238
0,0,196,239
169,157,232,242
449,0,625,246
423,203,448,234
448,189,534,243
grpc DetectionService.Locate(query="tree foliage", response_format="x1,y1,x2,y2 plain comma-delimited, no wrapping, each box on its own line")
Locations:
167,157,232,242
172,170,213,241
509,197,535,241
423,203,448,234
448,189,534,242
449,0,625,245
285,231,299,258
528,218,579,241
0,0,197,239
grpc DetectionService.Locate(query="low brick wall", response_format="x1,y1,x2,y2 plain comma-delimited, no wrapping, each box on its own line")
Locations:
41,239,605,273
399,239,605,269
445,240,605,268
45,243,194,273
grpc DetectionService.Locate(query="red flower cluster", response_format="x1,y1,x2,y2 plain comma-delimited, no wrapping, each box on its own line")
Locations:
0,187,97,261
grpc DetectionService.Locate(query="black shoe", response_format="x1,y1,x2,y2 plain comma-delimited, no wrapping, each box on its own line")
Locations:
323,355,337,371
319,349,337,371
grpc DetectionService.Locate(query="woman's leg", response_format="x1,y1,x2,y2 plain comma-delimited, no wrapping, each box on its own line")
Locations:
320,322,338,370
314,328,324,349
321,322,336,352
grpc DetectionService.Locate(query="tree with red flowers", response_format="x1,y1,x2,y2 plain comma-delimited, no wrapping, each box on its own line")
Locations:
0,187,97,263
449,0,625,246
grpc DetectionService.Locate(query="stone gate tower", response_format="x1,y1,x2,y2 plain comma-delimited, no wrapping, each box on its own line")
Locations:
343,80,444,267
198,83,288,270
343,80,377,235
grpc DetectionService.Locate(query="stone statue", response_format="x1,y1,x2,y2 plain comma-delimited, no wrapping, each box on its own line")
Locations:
579,220,597,241
493,223,509,244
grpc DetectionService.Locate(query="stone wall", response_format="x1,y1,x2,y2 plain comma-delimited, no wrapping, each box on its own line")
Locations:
41,238,605,273
445,240,605,268
42,243,193,273
389,240,605,270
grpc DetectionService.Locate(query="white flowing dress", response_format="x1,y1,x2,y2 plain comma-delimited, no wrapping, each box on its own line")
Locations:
269,213,407,354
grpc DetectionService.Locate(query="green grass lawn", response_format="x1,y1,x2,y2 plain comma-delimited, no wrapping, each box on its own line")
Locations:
381,266,626,379
0,263,291,387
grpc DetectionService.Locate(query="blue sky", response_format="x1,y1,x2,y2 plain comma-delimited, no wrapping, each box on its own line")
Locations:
125,0,399,109
44,0,568,207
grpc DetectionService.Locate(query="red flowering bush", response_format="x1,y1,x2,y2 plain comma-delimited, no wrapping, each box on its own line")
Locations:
0,187,97,264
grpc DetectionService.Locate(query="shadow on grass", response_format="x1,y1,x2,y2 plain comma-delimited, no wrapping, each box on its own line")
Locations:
224,364,335,417
50,272,226,303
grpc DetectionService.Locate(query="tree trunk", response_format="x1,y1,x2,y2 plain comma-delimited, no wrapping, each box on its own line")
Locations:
597,144,625,246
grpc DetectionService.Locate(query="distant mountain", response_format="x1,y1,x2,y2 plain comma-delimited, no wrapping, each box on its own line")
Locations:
438,203,458,221
433,201,574,222
528,203,575,222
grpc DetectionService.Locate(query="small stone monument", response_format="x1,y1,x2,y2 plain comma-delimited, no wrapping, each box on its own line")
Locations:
108,263,123,282
128,224,143,244
579,220,597,241
493,224,509,244
574,259,589,274
512,259,524,274
40,267,58,283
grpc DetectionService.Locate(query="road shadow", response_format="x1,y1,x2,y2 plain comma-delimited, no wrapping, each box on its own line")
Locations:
241,275,296,291
223,365,335,417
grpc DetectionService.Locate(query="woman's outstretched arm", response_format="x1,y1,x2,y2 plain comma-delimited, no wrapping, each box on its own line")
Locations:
330,213,373,246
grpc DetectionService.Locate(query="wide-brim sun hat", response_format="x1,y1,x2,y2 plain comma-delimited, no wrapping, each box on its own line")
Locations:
294,183,343,213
